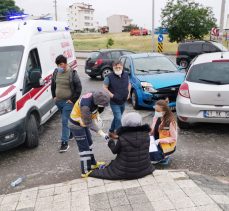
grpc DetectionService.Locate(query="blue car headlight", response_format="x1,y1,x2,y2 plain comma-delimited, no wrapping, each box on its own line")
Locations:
141,82,157,93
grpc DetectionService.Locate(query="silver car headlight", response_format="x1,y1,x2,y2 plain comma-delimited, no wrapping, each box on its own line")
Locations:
141,82,158,93
0,97,14,116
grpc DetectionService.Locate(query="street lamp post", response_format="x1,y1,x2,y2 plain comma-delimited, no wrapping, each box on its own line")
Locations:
54,0,57,21
219,0,226,43
152,0,155,52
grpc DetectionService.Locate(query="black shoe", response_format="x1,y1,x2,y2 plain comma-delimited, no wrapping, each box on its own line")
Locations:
59,142,69,153
69,133,74,141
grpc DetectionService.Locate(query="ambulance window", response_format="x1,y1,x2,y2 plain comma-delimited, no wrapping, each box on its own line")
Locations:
25,49,41,71
23,49,42,94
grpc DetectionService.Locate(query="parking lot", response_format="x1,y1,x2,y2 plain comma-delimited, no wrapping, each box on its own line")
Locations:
0,58,228,195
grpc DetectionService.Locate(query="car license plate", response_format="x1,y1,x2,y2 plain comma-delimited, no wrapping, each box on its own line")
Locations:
204,111,229,118
86,69,91,73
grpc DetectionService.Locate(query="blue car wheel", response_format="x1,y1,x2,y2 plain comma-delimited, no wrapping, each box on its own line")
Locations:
131,89,140,110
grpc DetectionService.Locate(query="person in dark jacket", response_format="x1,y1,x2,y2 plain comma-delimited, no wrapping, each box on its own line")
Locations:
103,60,131,140
89,112,154,180
51,55,82,153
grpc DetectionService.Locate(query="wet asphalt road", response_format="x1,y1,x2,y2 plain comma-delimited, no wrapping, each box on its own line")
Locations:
0,58,228,195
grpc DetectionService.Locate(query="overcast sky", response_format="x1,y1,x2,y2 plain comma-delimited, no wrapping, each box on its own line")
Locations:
15,0,229,28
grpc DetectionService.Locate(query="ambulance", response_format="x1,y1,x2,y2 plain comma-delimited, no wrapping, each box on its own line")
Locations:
0,16,77,151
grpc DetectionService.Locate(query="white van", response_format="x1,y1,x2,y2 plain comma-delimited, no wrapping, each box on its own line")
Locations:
0,19,77,151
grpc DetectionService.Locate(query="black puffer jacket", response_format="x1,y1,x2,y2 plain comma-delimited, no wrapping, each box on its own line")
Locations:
89,124,154,180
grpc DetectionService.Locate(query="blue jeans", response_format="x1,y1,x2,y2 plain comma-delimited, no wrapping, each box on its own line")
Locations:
56,100,73,143
69,124,96,174
110,103,125,132
150,145,165,162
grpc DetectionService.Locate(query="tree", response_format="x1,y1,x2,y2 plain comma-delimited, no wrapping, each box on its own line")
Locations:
106,38,114,49
0,0,23,17
161,0,216,42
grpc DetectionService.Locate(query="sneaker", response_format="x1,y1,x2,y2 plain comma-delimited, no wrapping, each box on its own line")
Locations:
91,161,106,170
109,132,118,139
69,133,74,141
159,157,171,165
81,170,93,178
59,142,69,153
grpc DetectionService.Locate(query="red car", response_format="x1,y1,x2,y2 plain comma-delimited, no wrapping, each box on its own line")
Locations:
130,29,148,36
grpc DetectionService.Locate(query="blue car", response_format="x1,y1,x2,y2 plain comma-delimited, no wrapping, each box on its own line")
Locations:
119,53,185,109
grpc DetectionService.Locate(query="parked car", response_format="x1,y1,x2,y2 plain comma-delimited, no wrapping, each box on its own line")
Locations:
119,53,186,110
99,26,109,34
85,49,135,79
176,41,228,69
176,52,229,129
130,29,148,36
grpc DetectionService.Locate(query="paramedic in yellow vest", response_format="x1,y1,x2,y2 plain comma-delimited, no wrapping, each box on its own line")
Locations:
150,100,177,165
69,91,110,178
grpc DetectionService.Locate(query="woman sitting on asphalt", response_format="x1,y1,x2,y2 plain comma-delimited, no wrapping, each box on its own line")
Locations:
89,112,154,180
150,100,177,165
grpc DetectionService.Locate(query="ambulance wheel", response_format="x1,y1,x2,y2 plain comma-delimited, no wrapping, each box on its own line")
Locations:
25,114,39,148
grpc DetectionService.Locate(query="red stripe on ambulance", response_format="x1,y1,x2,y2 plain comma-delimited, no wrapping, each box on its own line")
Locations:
0,85,16,98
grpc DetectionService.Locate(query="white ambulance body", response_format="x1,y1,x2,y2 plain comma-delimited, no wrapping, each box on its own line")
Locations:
0,19,77,151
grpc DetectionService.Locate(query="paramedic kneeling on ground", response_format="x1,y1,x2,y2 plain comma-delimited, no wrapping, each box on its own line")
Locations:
150,100,177,164
89,112,154,180
68,91,110,178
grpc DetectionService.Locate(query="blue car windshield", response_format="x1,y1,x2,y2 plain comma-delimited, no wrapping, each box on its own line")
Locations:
0,45,24,87
133,56,177,75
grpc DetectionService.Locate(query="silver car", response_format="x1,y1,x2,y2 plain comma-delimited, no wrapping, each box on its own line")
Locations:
176,52,229,129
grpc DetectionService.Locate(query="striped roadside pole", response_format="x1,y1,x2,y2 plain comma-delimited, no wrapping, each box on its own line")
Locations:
158,42,163,53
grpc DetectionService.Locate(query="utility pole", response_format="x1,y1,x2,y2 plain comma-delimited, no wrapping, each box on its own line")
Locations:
152,0,155,52
54,0,57,21
219,0,226,43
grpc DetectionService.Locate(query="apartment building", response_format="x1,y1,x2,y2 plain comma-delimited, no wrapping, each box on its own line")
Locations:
68,2,96,31
107,15,132,33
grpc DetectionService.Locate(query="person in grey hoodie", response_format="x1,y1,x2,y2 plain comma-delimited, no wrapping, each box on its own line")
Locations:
69,90,110,178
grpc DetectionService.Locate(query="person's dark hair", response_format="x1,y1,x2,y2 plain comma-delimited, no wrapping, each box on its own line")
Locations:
156,100,176,129
55,55,67,65
112,60,123,67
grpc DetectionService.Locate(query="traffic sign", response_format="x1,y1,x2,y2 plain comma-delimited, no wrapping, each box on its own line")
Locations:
158,34,164,43
211,27,219,36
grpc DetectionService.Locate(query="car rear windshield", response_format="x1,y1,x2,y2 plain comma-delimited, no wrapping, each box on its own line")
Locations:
187,62,229,85
89,52,100,59
179,44,189,51
0,45,24,87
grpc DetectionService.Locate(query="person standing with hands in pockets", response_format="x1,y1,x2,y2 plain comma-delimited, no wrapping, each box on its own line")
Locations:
103,61,131,139
51,55,82,153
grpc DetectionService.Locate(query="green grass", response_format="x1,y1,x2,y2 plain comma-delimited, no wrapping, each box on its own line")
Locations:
72,32,229,53
72,32,178,53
